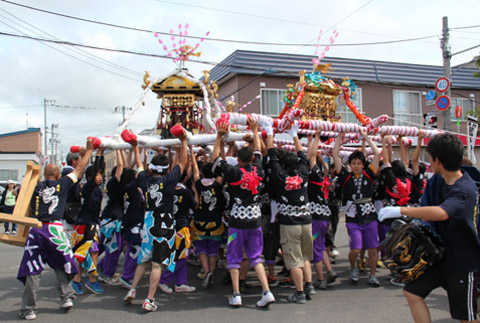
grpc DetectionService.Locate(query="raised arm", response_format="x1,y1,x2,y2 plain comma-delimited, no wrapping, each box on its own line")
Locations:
398,135,409,168
309,129,322,169
114,149,124,182
72,138,94,180
177,133,188,174
361,130,380,172
212,120,228,161
412,130,425,176
382,135,392,164
333,132,344,174
247,116,261,152
190,145,200,182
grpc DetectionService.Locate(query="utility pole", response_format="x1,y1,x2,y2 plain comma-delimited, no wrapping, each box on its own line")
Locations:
114,106,132,125
51,123,58,164
441,16,452,131
43,98,55,164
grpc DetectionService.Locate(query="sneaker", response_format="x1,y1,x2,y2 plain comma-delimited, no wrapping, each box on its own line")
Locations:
119,277,132,289
329,256,336,264
197,272,206,280
202,272,213,289
72,281,84,295
256,291,275,308
326,270,338,284
377,259,384,268
228,294,242,307
331,249,340,257
81,271,88,278
23,310,36,320
278,278,295,288
159,283,173,294
277,267,289,277
175,284,196,293
124,289,136,303
98,274,119,285
268,276,279,287
286,292,306,304
313,279,327,290
304,283,316,296
350,269,359,283
389,277,406,287
4,231,9,235
142,298,158,312
12,230,17,235
62,298,73,309
368,275,381,287
86,281,104,294
357,258,367,273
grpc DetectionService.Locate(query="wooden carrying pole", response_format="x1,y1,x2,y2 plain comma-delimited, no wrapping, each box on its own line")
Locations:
0,161,42,247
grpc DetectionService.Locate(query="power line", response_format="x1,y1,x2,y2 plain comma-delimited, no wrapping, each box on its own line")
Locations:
0,0,439,47
450,24,480,30
0,21,141,82
0,8,143,77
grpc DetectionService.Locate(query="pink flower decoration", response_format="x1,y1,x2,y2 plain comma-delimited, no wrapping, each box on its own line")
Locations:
184,31,188,36
163,45,168,50
180,31,183,36
167,52,172,57
320,53,325,59
171,36,175,40
206,31,210,36
185,23,189,28
169,29,174,34
325,45,330,52
201,37,205,42
179,24,182,29
172,43,176,48
154,32,158,37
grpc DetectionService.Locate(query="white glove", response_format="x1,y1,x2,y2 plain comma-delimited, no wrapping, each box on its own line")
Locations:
286,122,300,138
378,206,402,222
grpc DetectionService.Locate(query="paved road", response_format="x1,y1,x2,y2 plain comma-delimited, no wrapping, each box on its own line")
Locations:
0,220,455,322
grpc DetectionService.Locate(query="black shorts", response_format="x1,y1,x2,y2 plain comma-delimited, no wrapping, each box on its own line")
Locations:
404,263,478,321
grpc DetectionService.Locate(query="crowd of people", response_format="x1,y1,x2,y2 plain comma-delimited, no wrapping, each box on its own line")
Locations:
12,115,480,322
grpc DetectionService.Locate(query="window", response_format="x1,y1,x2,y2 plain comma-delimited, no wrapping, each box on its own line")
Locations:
393,90,422,126
261,89,285,116
0,169,18,181
451,97,473,121
336,88,362,124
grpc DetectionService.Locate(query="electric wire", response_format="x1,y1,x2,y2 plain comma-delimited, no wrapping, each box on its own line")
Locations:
0,0,439,48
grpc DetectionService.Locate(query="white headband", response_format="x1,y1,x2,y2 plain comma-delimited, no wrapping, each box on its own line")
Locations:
149,163,169,172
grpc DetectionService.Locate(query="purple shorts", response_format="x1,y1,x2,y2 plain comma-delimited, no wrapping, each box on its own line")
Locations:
377,222,390,243
346,221,379,250
193,238,222,257
226,227,264,270
312,220,329,264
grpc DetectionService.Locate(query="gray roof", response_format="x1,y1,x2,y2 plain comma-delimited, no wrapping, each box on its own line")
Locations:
209,50,480,90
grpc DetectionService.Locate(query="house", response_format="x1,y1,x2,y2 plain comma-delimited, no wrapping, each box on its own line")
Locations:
0,128,41,181
209,50,480,163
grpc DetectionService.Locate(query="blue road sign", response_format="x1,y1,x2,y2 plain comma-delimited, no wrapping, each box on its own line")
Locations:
426,90,435,101
436,95,450,111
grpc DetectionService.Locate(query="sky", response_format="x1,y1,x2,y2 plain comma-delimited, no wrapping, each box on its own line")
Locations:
0,0,479,160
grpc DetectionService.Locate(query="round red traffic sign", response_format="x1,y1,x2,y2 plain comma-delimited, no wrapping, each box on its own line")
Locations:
435,77,450,93
455,105,463,119
436,95,450,111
